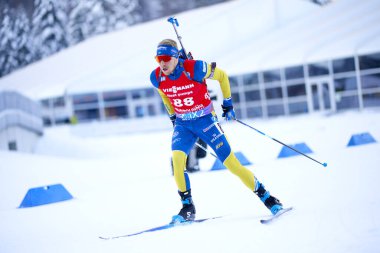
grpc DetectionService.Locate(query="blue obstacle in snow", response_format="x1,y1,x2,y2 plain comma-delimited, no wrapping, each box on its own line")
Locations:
210,151,252,171
19,184,73,208
277,142,313,158
347,132,376,147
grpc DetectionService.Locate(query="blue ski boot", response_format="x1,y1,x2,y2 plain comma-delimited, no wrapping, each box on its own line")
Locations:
254,178,283,215
171,190,196,224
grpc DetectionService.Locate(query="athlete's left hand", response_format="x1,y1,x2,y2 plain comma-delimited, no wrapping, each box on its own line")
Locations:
221,97,236,121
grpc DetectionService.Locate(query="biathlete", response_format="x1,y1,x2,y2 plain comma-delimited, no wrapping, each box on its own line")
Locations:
150,39,283,223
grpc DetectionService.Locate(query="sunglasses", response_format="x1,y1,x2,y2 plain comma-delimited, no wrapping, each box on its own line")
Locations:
155,55,172,63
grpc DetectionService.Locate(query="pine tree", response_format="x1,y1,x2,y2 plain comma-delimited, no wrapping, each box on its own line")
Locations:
67,0,97,45
14,7,33,69
0,7,19,77
67,0,141,46
31,0,68,59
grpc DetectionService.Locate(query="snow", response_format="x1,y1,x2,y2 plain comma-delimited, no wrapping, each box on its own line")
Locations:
1,0,380,252
1,109,380,253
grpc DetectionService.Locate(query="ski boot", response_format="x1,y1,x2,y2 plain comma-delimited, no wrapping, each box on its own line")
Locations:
254,178,283,215
171,190,196,224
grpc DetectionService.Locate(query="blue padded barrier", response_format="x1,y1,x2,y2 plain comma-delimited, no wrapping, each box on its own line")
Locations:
277,142,313,158
347,132,376,147
19,184,73,208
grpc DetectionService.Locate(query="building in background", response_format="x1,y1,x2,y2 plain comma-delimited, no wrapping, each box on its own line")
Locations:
0,91,43,152
228,52,380,119
39,50,380,125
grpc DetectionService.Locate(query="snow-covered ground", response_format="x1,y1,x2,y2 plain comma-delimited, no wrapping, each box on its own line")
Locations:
1,110,380,253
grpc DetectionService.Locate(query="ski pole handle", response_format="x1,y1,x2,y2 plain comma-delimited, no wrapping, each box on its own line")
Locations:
167,16,189,59
168,17,179,27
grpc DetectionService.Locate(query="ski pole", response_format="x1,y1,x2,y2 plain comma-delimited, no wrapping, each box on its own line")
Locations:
234,119,328,167
195,142,218,160
167,17,192,60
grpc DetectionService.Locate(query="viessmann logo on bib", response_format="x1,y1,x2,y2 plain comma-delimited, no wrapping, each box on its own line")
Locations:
163,84,195,94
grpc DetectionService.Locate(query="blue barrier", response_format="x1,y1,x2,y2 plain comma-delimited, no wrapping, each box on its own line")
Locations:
347,132,376,147
210,151,252,171
277,142,313,158
19,184,73,208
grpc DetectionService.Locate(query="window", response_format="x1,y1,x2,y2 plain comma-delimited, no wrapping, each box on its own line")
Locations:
242,73,259,86
285,65,304,80
288,101,308,114
334,77,357,92
359,52,380,70
265,87,283,99
287,84,306,97
131,91,142,99
333,57,355,74
336,95,359,110
267,104,284,117
361,73,380,89
135,106,144,117
104,106,128,119
8,141,17,151
103,90,126,102
308,61,329,77
246,106,263,118
74,109,100,121
229,76,239,87
231,92,240,103
263,69,281,82
52,96,65,107
148,104,156,116
245,90,261,101
363,92,380,107
40,99,50,108
234,107,242,119
145,88,155,98
72,93,98,105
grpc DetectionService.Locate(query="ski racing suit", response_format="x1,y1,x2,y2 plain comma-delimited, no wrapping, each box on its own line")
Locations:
150,58,257,193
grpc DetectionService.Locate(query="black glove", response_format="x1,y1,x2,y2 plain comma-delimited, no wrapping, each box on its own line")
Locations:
221,98,236,121
169,114,176,127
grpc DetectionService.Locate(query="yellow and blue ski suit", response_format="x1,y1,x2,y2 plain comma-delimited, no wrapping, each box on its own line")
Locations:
150,58,257,193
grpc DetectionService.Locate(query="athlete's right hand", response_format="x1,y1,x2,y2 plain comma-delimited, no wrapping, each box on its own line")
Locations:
169,114,176,127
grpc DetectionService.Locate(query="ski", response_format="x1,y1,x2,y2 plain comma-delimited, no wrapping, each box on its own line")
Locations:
260,207,293,224
99,216,222,240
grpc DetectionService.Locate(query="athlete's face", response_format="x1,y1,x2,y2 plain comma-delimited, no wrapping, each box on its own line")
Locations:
157,56,178,75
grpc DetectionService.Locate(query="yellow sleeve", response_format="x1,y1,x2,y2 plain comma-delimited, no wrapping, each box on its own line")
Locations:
205,64,231,99
157,89,175,115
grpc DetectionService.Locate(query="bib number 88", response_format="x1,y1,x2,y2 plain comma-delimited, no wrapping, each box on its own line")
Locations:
173,97,194,107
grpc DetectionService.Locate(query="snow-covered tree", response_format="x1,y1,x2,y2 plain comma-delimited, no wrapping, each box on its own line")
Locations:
14,7,33,68
0,6,28,76
68,0,141,46
31,0,68,59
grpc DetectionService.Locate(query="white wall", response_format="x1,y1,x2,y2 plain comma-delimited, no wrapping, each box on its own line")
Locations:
0,126,41,152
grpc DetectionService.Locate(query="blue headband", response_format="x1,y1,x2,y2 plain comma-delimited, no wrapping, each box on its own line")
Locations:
156,45,179,58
